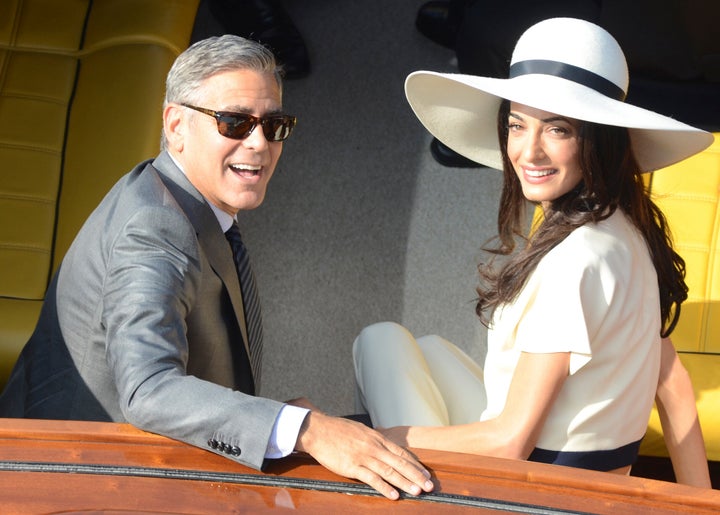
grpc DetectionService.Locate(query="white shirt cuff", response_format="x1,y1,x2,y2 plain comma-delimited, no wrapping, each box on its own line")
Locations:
264,404,310,459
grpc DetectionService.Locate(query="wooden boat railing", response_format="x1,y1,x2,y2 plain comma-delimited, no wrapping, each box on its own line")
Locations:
0,418,718,513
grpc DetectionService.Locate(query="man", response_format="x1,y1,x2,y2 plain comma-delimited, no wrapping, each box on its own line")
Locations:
0,35,433,500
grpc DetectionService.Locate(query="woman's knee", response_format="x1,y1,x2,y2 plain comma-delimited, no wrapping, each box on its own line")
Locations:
354,321,414,354
416,334,466,364
353,322,426,379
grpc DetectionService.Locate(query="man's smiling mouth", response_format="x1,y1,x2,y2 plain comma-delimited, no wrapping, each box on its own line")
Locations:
230,163,261,177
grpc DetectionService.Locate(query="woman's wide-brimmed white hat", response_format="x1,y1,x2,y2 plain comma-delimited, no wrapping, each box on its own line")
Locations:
405,17,713,172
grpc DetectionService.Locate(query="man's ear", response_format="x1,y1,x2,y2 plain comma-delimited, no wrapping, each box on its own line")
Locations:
163,103,185,152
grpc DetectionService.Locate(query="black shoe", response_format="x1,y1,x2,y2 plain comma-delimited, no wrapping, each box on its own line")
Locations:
249,0,310,79
207,0,311,79
430,138,481,168
415,0,462,49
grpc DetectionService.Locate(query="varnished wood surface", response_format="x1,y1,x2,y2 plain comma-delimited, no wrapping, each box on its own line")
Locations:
0,418,718,513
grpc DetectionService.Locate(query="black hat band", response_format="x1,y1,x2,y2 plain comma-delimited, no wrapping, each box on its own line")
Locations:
509,59,627,101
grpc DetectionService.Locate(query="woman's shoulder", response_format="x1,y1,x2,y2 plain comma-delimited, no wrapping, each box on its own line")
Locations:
565,210,635,248
543,211,639,270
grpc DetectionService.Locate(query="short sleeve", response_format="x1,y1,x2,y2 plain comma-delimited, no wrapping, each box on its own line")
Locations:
515,236,617,375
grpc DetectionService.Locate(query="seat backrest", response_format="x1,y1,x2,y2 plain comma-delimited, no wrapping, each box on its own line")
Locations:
1,0,200,302
642,134,720,461
0,0,199,386
0,0,90,301
646,133,720,352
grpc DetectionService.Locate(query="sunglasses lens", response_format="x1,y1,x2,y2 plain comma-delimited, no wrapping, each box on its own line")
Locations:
216,114,255,140
262,116,296,142
213,111,295,141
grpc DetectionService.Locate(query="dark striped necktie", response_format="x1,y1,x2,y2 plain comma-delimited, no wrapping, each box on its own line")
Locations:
225,222,263,389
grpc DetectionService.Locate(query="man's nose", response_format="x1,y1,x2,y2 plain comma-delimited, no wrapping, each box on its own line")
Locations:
242,123,270,151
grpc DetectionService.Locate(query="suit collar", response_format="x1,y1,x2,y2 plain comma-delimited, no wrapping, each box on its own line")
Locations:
150,152,252,367
163,152,235,232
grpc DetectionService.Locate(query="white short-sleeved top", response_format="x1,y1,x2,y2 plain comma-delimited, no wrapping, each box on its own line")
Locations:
482,210,661,453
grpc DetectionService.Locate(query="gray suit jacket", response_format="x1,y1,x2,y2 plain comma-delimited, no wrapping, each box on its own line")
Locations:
0,152,283,469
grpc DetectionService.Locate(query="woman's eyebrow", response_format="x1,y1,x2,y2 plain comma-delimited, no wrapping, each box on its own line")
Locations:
542,115,572,124
508,112,572,124
507,113,576,132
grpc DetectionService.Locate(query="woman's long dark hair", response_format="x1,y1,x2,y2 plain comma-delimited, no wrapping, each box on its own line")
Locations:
476,100,687,337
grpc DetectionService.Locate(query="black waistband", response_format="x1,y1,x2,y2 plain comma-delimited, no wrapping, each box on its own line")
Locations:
528,439,641,471
509,59,627,101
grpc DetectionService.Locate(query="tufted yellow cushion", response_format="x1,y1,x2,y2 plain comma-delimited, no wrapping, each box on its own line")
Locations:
54,45,178,264
644,135,720,353
640,133,720,461
0,0,200,387
0,1,87,301
0,0,89,49
54,0,201,263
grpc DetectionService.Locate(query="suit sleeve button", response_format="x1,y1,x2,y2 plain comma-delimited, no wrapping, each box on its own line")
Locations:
231,446,241,456
208,439,219,449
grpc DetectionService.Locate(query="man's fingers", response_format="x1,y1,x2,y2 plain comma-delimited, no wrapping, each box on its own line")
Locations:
346,433,434,498
368,447,434,496
296,413,434,500
353,465,402,500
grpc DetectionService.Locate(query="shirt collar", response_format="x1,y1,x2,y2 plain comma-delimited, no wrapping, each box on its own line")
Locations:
168,152,235,232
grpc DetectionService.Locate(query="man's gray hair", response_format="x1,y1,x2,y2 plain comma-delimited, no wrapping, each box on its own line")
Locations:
161,35,283,150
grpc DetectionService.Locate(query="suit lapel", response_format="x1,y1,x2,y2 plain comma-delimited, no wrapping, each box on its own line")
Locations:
150,153,251,361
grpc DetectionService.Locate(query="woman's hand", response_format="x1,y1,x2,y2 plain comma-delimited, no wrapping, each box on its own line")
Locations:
376,426,410,447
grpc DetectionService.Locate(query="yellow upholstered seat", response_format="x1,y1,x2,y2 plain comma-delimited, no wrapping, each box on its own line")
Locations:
0,0,200,386
640,133,720,462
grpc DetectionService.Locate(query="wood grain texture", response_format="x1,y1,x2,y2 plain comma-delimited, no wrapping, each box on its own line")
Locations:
0,418,717,513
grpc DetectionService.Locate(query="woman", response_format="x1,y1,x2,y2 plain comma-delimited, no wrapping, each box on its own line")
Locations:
353,18,712,486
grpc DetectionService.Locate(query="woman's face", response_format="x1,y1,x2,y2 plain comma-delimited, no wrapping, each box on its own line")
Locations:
506,102,583,210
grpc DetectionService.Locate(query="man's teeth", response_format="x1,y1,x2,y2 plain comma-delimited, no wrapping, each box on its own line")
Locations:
231,164,261,176
231,164,261,171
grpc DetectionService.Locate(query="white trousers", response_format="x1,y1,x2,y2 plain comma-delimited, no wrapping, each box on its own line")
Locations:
352,321,487,427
